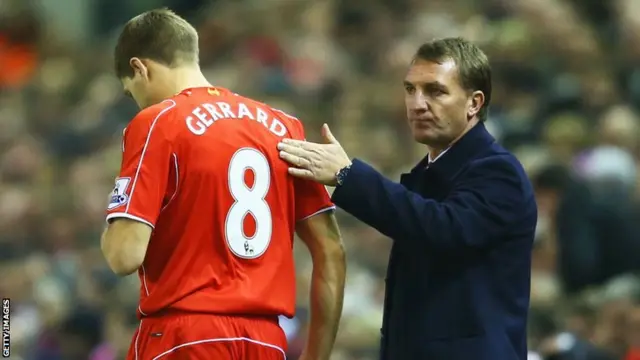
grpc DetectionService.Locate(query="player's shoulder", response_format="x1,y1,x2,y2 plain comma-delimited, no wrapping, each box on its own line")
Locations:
132,100,178,125
128,99,178,132
232,91,305,137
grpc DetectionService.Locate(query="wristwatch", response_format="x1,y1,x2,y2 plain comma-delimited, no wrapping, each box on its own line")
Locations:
335,165,351,187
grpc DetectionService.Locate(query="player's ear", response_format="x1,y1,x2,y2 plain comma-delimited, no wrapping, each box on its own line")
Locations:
129,57,148,80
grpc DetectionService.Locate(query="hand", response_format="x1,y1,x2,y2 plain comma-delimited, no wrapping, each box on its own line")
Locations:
277,124,351,186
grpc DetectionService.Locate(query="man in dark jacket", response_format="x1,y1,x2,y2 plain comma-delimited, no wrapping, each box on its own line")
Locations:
277,37,537,360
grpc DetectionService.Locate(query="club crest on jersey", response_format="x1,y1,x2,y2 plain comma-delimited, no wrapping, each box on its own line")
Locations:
107,177,131,210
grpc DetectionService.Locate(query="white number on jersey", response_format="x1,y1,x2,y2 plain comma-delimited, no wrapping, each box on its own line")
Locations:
225,148,273,259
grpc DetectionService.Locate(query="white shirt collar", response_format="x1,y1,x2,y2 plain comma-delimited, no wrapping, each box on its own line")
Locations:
427,148,449,165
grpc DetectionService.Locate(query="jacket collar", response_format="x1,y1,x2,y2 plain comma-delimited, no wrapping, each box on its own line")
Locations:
408,122,496,180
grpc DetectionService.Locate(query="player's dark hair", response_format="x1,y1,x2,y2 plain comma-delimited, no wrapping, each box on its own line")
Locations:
114,8,199,78
414,37,492,122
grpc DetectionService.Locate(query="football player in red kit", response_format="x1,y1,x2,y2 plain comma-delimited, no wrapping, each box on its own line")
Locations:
100,8,346,360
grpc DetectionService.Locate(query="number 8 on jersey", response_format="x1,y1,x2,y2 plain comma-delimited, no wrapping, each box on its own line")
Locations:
225,147,273,259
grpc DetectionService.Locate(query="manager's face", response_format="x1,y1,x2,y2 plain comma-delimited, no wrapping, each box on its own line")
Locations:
404,58,478,147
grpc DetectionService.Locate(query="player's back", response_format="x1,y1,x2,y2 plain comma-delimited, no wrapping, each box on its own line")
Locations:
137,87,332,319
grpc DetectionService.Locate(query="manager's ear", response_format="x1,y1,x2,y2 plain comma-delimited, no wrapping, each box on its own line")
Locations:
467,90,485,120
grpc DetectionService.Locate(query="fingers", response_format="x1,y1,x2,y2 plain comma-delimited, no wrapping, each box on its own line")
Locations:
277,142,311,157
280,138,317,151
280,138,306,147
280,150,316,180
288,167,315,179
279,151,310,169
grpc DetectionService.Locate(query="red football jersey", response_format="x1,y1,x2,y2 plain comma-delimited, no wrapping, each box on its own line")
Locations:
105,87,334,318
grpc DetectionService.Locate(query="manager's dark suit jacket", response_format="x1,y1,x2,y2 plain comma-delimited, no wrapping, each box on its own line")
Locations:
331,123,537,360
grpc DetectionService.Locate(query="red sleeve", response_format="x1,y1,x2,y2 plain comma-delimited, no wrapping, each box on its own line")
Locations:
105,102,176,227
294,177,335,221
290,118,335,221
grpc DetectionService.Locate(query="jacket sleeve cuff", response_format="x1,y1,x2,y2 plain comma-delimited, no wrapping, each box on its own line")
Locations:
331,158,377,211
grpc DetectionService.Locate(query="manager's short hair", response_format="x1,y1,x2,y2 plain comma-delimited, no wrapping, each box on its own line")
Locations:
415,37,492,122
114,8,199,78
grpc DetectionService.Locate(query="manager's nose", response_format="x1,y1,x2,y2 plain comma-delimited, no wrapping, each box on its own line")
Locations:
407,93,428,114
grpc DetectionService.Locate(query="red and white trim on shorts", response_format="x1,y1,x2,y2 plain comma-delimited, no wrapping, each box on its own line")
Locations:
134,321,287,360
151,337,286,359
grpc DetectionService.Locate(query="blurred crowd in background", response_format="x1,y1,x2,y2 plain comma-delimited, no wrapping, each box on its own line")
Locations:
1,0,640,359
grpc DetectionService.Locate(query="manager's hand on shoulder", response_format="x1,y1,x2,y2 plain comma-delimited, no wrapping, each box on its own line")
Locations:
277,124,351,186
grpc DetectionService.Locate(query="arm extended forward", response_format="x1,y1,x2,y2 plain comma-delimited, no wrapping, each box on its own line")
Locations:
331,158,534,252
